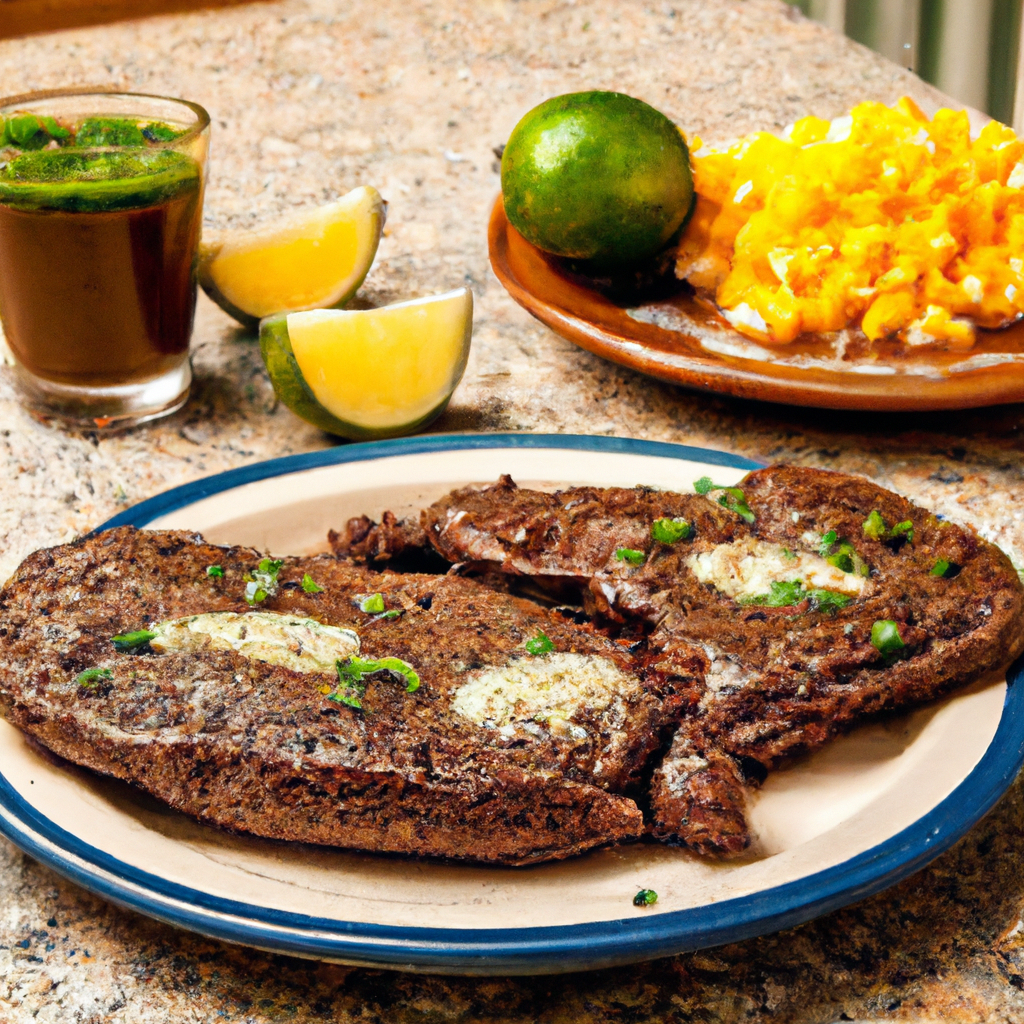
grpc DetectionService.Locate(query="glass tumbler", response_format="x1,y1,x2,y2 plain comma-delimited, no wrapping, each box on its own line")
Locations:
0,89,210,429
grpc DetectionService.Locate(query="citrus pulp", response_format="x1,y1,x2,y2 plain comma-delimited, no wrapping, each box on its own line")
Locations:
200,185,385,328
260,288,472,439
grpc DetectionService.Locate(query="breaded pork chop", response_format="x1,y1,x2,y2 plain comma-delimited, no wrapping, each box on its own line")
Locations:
409,467,1024,851
0,527,707,865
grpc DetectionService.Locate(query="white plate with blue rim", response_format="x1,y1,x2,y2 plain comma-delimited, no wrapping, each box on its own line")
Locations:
0,433,1020,975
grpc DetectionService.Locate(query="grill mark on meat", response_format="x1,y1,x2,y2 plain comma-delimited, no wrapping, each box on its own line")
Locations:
0,528,707,866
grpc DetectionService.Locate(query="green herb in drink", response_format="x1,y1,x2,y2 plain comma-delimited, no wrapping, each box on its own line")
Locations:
75,117,146,148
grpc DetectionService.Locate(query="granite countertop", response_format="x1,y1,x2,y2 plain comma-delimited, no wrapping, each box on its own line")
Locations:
3,0,1024,1020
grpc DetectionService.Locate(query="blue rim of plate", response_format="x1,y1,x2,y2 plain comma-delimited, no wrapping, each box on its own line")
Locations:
1,432,1021,975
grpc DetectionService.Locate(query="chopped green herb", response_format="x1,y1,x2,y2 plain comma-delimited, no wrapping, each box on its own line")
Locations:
382,609,403,620
244,558,283,605
808,588,852,613
76,667,112,688
141,122,180,143
330,655,421,707
3,115,46,148
862,510,887,541
863,510,914,545
782,547,797,561
871,619,906,657
741,579,851,613
890,520,914,543
819,531,870,577
111,629,157,652
741,579,806,608
693,477,755,523
75,117,146,148
651,517,691,544
525,631,556,656
206,565,224,578
931,559,951,577
359,593,385,614
615,547,646,566
40,116,70,140
301,573,323,594
633,889,658,907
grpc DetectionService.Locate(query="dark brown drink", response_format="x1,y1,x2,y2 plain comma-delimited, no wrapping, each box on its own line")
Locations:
0,93,209,428
0,167,201,387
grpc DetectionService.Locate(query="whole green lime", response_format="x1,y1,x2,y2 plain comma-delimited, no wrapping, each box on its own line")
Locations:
501,91,693,269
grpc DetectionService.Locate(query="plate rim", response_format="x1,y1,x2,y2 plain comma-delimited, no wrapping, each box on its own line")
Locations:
1,431,1020,975
488,196,1024,413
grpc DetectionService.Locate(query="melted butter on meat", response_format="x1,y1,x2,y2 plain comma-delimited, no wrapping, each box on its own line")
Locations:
150,612,360,674
686,536,866,601
450,653,640,736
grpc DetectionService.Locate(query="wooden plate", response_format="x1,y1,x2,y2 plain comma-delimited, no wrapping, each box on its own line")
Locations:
488,196,1024,411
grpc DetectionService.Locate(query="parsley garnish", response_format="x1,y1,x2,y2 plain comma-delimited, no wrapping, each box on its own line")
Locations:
741,579,851,613
76,667,112,688
206,565,224,578
301,573,323,594
871,619,906,657
818,531,870,577
863,510,914,545
244,558,283,605
329,655,421,708
141,122,181,143
615,547,646,566
633,889,658,907
359,593,385,614
930,559,960,578
111,629,157,652
382,609,403,620
651,517,691,544
693,477,755,523
525,631,555,655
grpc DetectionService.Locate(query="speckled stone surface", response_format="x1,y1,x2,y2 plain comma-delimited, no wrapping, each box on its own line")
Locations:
2,0,1024,1020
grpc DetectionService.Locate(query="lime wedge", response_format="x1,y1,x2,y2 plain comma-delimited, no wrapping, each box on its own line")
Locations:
200,185,385,327
260,288,473,439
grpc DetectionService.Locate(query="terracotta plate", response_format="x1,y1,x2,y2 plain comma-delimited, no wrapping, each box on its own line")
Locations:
0,434,1021,975
489,198,1024,412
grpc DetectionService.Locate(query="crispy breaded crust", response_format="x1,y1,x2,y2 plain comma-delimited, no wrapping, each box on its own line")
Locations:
0,527,705,865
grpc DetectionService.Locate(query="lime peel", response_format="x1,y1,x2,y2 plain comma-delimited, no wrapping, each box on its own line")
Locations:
260,287,473,440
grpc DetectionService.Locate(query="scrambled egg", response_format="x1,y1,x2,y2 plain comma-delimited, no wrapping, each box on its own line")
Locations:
675,97,1024,349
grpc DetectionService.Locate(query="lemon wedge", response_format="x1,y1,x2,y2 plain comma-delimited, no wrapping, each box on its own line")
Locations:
199,185,385,327
260,288,473,439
